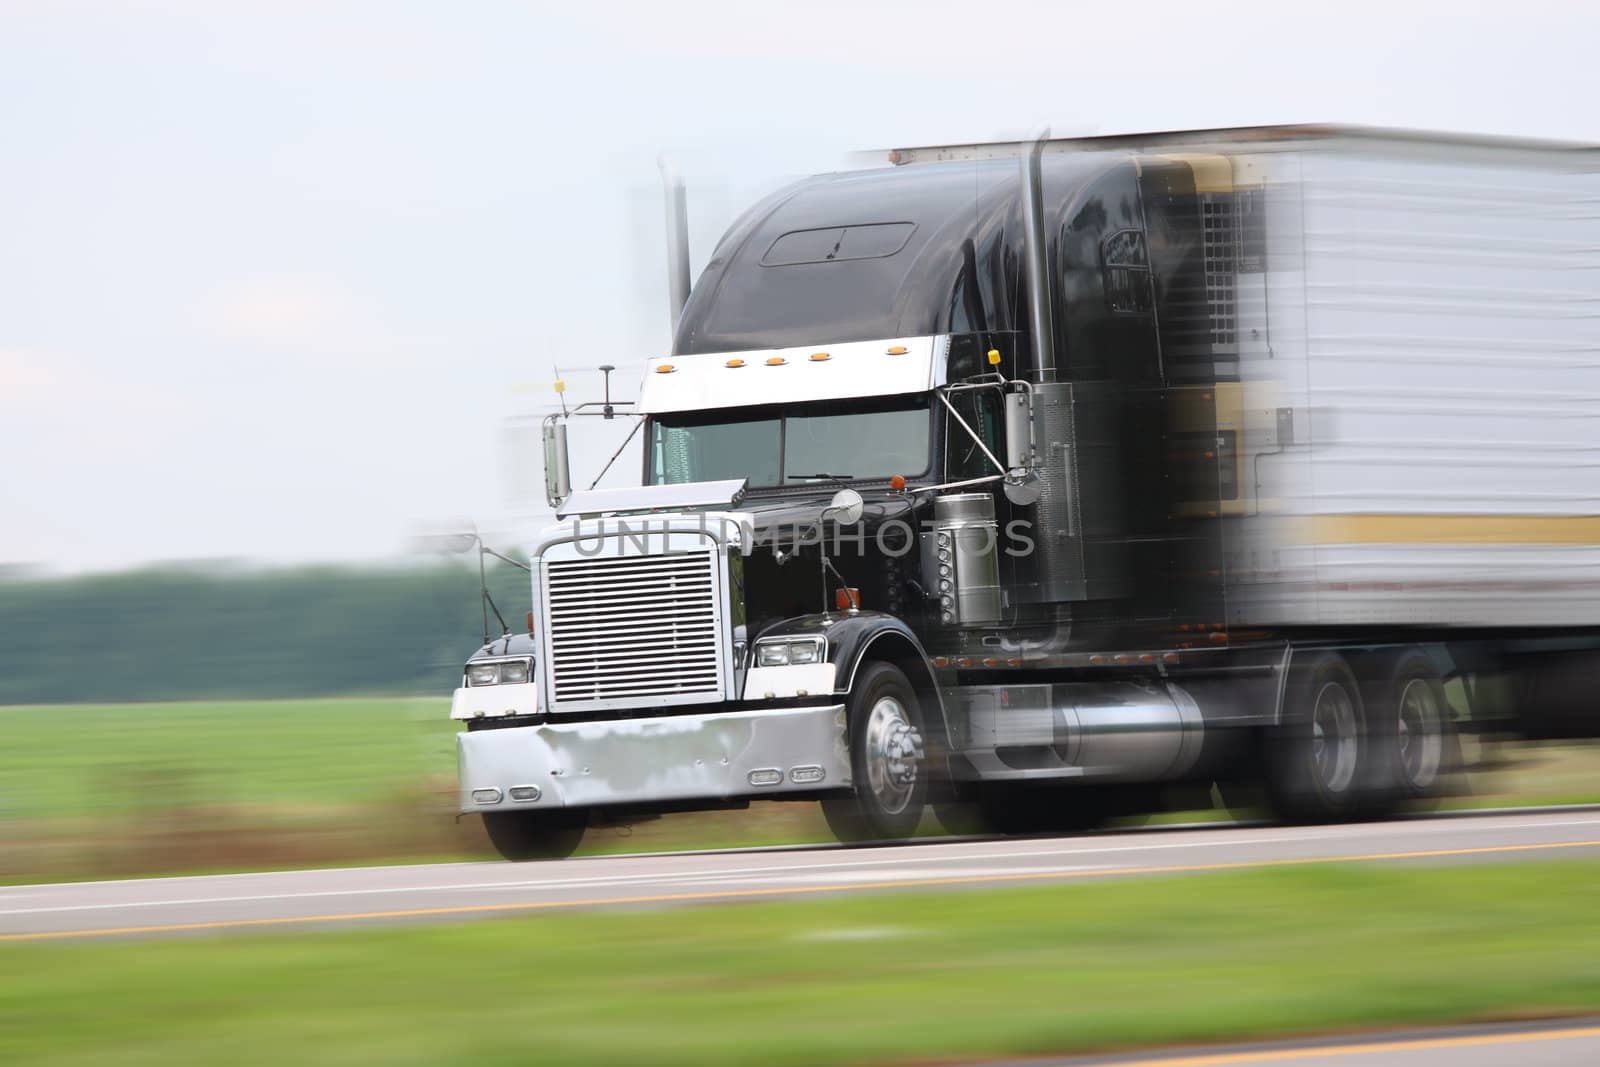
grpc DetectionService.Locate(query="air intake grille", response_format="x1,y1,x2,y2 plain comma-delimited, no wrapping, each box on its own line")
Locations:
544,549,723,706
1202,195,1238,347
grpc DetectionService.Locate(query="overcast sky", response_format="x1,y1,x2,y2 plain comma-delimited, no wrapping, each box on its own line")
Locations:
3,0,1596,571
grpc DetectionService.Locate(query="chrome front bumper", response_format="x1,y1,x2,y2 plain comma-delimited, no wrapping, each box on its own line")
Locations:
457,703,850,812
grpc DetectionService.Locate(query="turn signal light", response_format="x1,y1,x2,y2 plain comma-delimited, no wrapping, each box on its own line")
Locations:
835,587,861,611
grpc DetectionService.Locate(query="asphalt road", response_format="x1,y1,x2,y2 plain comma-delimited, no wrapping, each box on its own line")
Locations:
1027,1018,1600,1066
3,808,1599,941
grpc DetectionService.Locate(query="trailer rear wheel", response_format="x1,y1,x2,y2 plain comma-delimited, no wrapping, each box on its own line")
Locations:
481,808,587,861
822,662,928,842
1265,653,1377,822
1379,653,1458,801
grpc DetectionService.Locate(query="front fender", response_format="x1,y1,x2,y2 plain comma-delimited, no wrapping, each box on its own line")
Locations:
749,612,949,744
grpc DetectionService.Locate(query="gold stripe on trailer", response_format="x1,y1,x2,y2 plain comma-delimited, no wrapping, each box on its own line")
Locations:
1306,514,1600,546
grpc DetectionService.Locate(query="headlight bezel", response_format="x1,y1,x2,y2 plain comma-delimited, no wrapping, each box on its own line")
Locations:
463,657,535,687
752,635,828,668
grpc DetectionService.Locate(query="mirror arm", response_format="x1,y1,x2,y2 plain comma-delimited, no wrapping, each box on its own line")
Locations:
587,416,644,491
937,389,1006,476
481,545,531,574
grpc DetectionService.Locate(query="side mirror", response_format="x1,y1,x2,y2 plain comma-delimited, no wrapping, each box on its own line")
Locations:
542,418,572,507
827,487,865,526
1002,389,1042,506
1003,390,1033,473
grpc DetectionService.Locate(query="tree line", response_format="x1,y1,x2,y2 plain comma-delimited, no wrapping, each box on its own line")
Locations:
0,559,533,704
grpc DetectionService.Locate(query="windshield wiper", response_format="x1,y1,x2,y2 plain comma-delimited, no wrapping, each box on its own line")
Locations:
787,472,853,482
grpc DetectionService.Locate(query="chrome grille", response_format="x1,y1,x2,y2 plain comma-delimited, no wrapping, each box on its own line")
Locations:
543,549,724,706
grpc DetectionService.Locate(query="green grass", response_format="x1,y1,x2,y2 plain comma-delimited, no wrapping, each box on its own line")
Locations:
2,698,1598,883
0,698,456,819
4,861,1599,1066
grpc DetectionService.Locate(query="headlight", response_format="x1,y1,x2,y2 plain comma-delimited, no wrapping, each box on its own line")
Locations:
465,659,533,686
753,636,827,667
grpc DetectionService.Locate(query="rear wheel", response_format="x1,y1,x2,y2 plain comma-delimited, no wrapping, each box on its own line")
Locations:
1265,653,1380,822
1379,653,1458,802
822,662,928,842
482,808,587,861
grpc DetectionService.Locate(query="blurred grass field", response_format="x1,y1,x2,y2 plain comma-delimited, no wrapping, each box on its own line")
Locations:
4,861,1600,1066
1,697,1597,883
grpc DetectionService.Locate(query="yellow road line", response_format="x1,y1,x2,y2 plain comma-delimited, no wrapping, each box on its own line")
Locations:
3,838,1597,943
1102,1024,1600,1065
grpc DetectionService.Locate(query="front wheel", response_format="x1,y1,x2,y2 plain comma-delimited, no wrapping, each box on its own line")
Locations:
481,808,587,861
821,662,929,842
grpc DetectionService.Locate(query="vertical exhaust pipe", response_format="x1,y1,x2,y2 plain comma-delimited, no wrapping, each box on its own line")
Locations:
1019,128,1056,382
658,155,692,337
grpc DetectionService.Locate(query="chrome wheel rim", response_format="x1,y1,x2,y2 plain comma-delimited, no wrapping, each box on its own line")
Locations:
863,695,923,815
1310,680,1359,795
1397,678,1444,791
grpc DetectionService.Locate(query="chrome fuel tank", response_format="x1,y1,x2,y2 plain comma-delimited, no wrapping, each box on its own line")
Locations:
949,680,1204,783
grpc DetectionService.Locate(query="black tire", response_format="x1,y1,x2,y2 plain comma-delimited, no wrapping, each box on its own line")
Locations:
1375,652,1460,804
821,662,929,843
1264,652,1381,823
481,808,587,861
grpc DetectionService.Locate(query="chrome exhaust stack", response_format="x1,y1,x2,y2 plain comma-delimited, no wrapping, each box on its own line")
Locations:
658,154,692,336
1019,128,1056,383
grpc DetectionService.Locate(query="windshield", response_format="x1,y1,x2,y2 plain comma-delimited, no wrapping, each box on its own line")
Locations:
649,397,931,487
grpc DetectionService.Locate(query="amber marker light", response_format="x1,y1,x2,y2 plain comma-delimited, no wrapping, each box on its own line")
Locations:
765,356,787,366
889,474,907,491
655,364,676,374
834,587,861,611
987,348,1002,366
886,345,908,355
810,352,831,362
725,358,746,368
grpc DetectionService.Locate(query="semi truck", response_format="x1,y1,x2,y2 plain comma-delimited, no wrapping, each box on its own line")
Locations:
451,124,1600,859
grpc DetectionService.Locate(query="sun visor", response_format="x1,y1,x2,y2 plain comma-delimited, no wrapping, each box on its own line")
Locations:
638,336,948,414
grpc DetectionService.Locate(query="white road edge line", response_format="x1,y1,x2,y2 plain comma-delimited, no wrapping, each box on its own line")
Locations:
4,818,1600,917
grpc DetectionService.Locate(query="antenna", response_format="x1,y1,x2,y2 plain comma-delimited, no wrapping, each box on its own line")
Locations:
599,364,616,419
